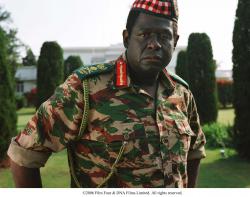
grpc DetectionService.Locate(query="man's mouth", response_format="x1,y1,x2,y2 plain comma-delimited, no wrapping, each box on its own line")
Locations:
141,55,162,62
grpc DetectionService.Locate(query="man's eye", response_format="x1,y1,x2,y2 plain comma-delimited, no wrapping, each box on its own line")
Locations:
161,33,171,40
138,32,149,38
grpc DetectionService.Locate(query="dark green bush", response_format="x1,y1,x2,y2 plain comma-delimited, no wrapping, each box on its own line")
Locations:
187,33,218,124
64,55,83,79
15,94,26,109
202,123,233,148
0,28,17,161
175,50,189,83
217,80,233,108
232,0,250,160
36,41,64,109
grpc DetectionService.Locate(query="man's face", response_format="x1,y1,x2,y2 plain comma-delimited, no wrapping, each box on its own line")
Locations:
124,13,176,76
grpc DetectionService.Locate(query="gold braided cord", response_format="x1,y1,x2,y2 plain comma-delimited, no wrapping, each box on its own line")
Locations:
97,141,128,188
68,79,127,188
68,79,89,188
67,144,81,188
77,79,90,140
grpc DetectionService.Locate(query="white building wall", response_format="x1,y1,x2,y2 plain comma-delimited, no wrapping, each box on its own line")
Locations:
23,81,36,93
63,47,108,65
63,44,125,65
104,45,125,63
15,66,37,95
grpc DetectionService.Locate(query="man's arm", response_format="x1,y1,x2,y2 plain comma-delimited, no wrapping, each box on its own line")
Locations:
7,74,84,187
186,90,206,188
187,159,201,188
10,159,42,188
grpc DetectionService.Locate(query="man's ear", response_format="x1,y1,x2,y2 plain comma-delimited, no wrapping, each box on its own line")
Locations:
174,34,179,48
123,29,129,49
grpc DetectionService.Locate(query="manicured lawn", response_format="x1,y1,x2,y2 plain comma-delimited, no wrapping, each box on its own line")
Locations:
17,107,36,132
0,150,70,188
40,150,70,187
1,107,249,188
198,149,250,188
0,107,70,188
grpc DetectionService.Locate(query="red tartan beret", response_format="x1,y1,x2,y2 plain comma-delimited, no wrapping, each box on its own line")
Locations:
131,0,178,22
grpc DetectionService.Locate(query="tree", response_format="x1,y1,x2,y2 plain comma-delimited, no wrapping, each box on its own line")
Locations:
232,0,250,159
36,41,64,108
0,28,17,162
22,48,37,66
187,33,218,124
64,55,83,79
0,6,10,23
0,6,23,77
0,6,21,162
175,50,189,83
217,80,233,108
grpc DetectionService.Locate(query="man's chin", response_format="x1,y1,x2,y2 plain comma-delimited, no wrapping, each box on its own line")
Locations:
141,63,165,72
138,66,164,77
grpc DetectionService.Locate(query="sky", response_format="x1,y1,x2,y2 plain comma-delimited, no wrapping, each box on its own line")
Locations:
0,0,238,69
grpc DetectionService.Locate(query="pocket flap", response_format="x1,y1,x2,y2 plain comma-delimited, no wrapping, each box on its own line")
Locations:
86,122,146,143
106,123,146,143
174,120,196,136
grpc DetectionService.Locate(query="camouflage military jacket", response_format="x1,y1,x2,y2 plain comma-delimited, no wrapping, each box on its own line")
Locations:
8,55,206,188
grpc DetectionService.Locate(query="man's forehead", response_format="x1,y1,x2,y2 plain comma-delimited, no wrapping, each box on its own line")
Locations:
134,13,173,30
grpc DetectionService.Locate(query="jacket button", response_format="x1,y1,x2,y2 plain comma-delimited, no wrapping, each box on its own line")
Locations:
123,133,130,141
161,137,168,144
134,177,140,182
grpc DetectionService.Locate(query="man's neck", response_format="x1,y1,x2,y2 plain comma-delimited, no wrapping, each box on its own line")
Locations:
129,70,159,98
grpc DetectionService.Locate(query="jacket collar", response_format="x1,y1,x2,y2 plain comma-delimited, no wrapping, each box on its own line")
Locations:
111,53,175,95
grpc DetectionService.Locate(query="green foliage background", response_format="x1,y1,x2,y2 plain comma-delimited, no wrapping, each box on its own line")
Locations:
36,41,64,108
22,48,37,66
187,33,218,124
232,0,250,160
0,28,17,161
175,50,189,83
64,55,83,79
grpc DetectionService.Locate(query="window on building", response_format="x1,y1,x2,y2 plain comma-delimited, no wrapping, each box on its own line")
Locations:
16,82,24,93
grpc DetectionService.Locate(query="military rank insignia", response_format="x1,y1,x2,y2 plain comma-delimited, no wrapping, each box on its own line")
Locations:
116,58,128,87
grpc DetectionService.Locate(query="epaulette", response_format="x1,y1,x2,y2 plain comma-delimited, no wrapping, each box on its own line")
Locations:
168,70,189,89
74,63,114,80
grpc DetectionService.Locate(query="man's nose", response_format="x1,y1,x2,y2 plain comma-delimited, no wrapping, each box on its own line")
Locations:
147,35,162,50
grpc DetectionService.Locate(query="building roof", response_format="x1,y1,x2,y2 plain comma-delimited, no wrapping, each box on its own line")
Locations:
15,66,37,81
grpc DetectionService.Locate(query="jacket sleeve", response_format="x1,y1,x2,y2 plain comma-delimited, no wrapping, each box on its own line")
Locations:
7,74,84,168
187,90,206,160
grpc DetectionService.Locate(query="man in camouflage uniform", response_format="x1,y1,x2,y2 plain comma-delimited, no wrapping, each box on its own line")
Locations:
8,0,206,188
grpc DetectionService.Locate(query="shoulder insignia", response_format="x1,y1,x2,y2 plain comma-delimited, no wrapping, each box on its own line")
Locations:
168,71,189,89
74,63,114,80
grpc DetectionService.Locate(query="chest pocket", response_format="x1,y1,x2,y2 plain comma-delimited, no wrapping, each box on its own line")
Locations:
161,119,196,163
81,122,154,169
